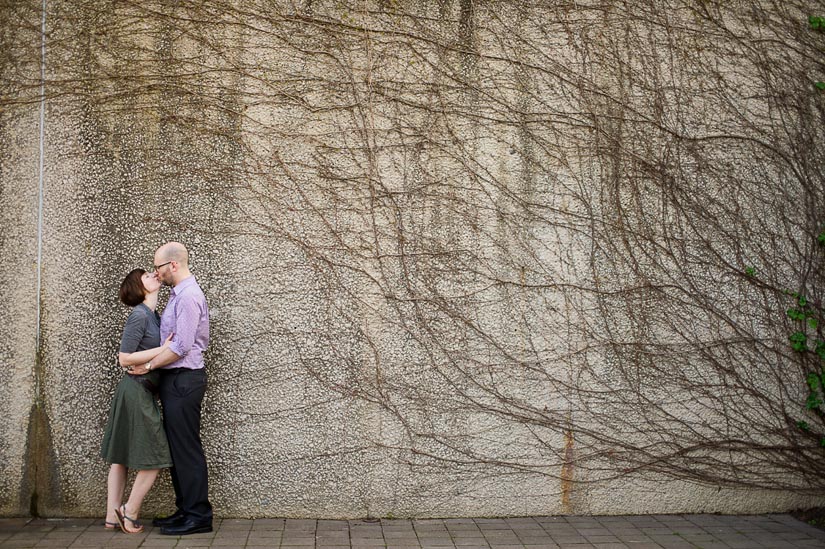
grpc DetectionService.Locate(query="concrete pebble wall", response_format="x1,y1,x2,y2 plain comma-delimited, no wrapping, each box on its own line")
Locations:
1,0,824,517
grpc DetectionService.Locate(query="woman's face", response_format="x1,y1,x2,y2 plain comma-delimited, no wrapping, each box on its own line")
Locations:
141,271,161,294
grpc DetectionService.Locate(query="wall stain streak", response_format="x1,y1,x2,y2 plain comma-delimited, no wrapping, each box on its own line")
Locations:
560,427,575,514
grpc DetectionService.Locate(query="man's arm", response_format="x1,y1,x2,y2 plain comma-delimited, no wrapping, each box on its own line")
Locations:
129,292,201,375
119,346,170,368
128,346,181,375
120,333,174,367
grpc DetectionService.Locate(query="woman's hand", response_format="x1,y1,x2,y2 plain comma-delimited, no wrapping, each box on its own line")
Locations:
162,332,175,348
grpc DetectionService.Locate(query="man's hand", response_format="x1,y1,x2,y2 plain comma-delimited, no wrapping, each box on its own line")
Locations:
127,363,151,376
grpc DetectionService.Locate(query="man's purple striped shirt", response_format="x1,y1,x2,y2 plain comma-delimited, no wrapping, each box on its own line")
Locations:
160,275,209,370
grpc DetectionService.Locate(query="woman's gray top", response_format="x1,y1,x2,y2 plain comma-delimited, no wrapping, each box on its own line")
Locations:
119,303,161,353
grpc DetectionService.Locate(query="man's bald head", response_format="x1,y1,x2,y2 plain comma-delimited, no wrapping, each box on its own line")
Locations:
156,241,189,267
154,241,192,286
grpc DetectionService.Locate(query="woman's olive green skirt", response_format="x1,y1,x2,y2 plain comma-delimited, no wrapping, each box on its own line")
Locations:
100,372,173,470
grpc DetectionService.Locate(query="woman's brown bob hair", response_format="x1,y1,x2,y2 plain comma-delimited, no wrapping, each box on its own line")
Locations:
120,269,148,307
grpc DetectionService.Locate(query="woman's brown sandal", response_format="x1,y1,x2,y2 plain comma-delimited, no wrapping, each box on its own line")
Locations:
103,520,118,530
114,505,144,534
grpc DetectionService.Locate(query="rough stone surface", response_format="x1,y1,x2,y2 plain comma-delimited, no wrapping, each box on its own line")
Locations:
1,0,825,517
0,0,43,515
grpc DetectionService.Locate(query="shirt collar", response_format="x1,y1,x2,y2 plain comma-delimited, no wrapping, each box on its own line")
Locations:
171,275,196,297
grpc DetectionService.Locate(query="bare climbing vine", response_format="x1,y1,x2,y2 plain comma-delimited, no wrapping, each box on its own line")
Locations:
2,0,825,512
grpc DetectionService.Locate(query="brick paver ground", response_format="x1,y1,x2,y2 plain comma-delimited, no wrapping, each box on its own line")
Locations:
1,514,824,549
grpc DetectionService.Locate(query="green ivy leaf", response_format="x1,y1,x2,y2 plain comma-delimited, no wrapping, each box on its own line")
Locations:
799,295,809,307
798,420,811,431
745,266,756,277
818,230,825,246
807,373,821,391
816,81,825,90
809,318,819,330
820,437,825,448
806,392,822,409
788,308,806,321
816,340,825,360
790,331,808,352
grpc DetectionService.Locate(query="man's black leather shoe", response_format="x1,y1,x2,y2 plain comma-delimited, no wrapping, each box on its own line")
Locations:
152,510,185,528
160,519,213,536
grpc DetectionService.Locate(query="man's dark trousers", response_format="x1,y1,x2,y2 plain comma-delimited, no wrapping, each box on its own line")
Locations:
160,368,212,524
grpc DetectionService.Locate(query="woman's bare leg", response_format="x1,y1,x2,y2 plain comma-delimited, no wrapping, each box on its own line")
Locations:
122,469,160,523
105,464,127,524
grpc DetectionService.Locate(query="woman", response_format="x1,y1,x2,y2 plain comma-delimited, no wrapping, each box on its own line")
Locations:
100,268,174,534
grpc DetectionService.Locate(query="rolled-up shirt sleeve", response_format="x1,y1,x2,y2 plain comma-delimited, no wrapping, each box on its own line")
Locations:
169,295,202,358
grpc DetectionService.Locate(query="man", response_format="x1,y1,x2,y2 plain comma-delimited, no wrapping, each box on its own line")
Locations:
130,242,213,535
